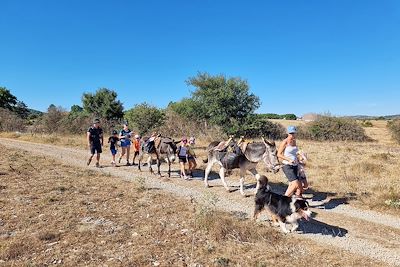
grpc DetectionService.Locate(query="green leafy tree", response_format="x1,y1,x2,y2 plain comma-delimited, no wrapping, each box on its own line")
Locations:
167,98,203,120
82,88,124,121
124,103,166,135
187,72,260,133
0,87,17,110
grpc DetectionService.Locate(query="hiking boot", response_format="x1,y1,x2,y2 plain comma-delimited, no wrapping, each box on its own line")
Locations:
126,162,131,166
87,158,92,166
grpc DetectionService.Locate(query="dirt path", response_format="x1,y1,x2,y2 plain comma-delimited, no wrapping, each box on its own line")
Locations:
2,138,400,266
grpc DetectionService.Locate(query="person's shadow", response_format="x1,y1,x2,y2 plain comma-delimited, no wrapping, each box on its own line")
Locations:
298,216,348,237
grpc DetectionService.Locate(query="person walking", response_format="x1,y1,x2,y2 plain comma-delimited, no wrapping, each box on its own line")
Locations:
118,122,132,166
277,125,303,198
187,136,197,178
132,134,141,165
177,137,190,180
86,118,103,167
108,130,119,167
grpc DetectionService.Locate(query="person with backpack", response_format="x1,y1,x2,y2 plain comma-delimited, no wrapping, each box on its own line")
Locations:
86,118,104,167
118,122,132,166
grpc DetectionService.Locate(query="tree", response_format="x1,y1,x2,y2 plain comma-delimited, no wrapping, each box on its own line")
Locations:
82,88,124,121
124,103,166,135
0,87,17,110
167,98,203,120
186,72,260,133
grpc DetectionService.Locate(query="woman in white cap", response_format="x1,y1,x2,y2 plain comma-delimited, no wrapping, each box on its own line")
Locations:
277,125,303,198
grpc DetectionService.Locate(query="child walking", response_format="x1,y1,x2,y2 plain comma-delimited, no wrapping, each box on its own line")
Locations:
108,130,119,167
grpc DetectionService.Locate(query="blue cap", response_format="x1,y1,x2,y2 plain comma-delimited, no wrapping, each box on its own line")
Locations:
287,126,297,134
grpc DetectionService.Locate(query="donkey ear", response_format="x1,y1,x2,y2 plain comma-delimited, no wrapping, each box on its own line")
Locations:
262,136,275,147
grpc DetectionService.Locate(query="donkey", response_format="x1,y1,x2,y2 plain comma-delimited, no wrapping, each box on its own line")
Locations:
203,137,280,196
138,136,180,177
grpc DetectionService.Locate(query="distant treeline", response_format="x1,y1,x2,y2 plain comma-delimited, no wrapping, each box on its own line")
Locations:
258,113,297,120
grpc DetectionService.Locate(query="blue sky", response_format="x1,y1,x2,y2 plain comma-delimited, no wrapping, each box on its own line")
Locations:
1,0,399,116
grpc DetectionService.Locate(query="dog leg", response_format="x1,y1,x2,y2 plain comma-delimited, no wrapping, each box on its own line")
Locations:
291,222,299,232
279,221,290,234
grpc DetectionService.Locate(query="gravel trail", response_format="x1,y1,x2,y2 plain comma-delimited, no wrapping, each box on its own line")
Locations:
2,138,400,266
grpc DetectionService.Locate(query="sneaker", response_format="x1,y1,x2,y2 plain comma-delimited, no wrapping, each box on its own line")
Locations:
126,162,131,166
95,162,100,168
111,161,116,167
118,157,122,163
87,158,92,166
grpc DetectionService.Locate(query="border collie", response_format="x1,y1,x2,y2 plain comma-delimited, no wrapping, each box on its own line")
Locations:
253,175,311,233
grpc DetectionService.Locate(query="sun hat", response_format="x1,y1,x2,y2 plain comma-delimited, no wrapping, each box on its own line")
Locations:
287,125,297,134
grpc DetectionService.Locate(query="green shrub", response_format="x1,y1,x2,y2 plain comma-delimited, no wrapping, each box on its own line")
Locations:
360,120,373,127
387,119,400,144
228,115,286,139
299,116,371,142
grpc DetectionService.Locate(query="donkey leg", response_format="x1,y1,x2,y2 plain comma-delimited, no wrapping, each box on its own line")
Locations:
147,156,153,174
248,168,260,194
239,168,246,196
168,160,171,177
219,167,230,192
157,157,161,176
204,161,213,188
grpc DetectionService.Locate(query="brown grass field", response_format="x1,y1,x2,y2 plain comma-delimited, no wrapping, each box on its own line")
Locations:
1,119,399,215
1,119,399,265
0,144,385,266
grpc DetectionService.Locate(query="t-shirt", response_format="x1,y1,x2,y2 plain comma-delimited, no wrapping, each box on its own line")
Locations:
178,145,188,157
87,127,103,144
108,136,119,150
120,129,132,144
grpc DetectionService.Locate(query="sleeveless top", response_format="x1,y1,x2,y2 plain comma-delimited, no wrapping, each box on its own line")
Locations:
282,144,298,166
178,145,188,157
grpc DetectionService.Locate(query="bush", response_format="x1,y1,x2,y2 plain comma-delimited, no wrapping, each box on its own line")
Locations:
360,120,373,127
158,110,225,141
387,119,400,144
124,103,166,136
299,116,371,142
0,108,27,132
229,115,285,139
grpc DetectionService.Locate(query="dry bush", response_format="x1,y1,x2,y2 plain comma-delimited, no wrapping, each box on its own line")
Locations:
299,116,372,142
387,119,400,144
158,110,225,141
0,108,27,132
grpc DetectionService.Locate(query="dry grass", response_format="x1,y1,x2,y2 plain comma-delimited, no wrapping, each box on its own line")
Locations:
0,145,383,266
1,118,399,216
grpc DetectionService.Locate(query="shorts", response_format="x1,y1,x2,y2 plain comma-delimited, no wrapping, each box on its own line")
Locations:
110,148,117,155
179,156,187,163
188,156,196,162
121,140,131,147
282,164,299,182
90,142,102,154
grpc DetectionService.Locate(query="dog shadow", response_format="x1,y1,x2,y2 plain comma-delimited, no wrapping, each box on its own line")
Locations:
299,217,348,237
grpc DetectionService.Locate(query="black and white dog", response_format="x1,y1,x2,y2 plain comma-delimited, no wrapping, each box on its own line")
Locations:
253,175,311,233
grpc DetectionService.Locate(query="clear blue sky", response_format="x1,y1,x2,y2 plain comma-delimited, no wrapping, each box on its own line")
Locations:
1,0,399,116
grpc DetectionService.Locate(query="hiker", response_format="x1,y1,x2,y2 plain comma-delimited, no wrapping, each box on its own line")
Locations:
277,125,303,198
177,137,191,180
187,136,197,177
132,134,141,165
297,150,309,190
86,118,104,167
108,130,119,167
118,122,132,166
